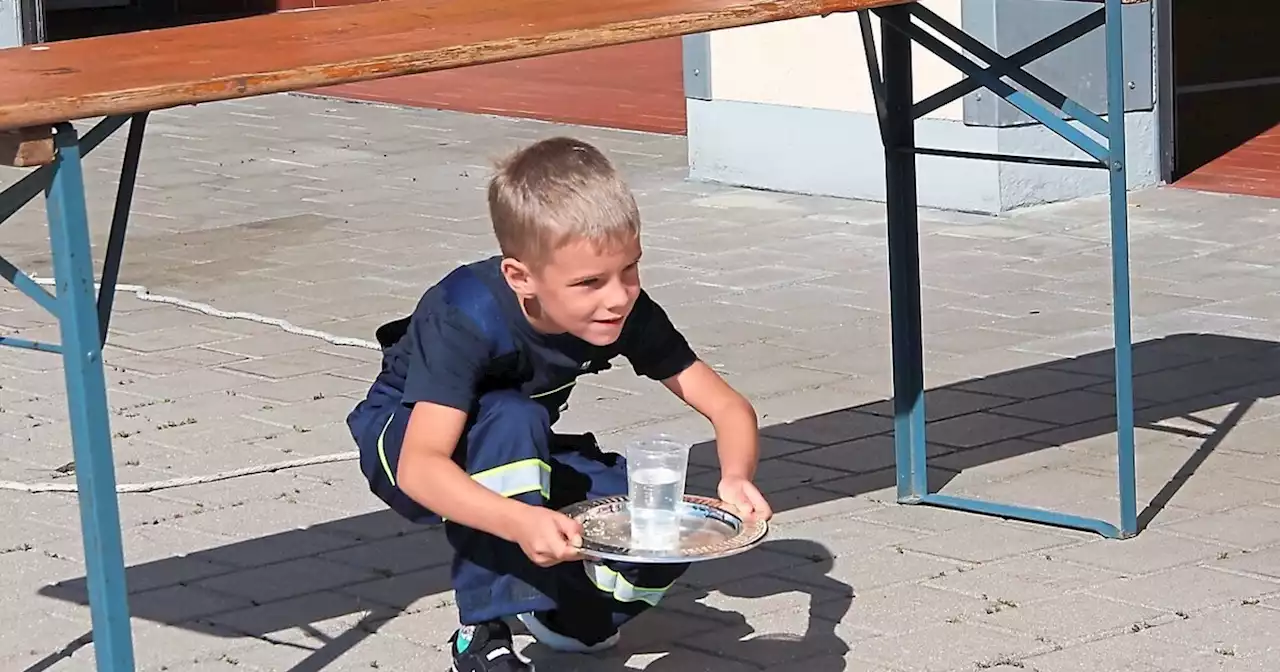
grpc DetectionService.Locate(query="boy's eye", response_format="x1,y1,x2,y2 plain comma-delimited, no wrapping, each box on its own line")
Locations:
574,277,599,287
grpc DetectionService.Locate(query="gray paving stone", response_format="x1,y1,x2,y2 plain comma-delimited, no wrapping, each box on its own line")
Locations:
129,583,255,622
760,408,891,446
858,387,1021,422
193,556,377,603
221,349,365,380
929,439,1082,481
318,528,452,576
204,590,374,643
901,520,1084,564
785,434,952,474
1144,602,1280,664
1088,564,1279,616
848,621,1045,672
1022,628,1264,672
953,466,1133,512
1164,503,1280,549
678,547,817,589
925,411,1059,449
340,575,455,625
848,499,997,533
1052,529,1232,575
0,609,98,668
924,551,1126,606
1208,544,1280,581
769,511,932,556
40,521,234,567
813,582,995,635
721,364,851,400
681,609,870,668
977,590,1171,645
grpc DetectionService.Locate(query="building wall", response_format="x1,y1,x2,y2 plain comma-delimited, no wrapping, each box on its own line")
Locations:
708,5,965,120
685,0,1161,214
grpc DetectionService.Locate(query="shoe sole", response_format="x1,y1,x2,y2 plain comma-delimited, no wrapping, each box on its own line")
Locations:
449,652,536,671
515,612,619,654
450,662,536,671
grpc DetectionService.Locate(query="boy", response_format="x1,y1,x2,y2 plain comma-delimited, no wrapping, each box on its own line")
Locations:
346,136,772,672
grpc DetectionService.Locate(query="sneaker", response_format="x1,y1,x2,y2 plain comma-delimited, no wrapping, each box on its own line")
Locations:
516,610,620,653
449,620,534,672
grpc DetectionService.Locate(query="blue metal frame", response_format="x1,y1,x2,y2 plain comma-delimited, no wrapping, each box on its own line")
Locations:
0,114,146,670
861,0,1139,539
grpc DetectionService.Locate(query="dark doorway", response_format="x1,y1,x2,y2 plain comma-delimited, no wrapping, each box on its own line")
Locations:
43,0,275,42
1166,0,1280,197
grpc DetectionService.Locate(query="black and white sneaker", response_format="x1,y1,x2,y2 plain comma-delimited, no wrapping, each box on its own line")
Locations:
449,620,534,672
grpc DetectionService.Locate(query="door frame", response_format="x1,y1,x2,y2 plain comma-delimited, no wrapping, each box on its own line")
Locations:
1154,0,1175,184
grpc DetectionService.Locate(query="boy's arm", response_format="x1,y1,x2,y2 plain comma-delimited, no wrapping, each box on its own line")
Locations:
395,401,527,541
620,291,769,516
660,360,759,482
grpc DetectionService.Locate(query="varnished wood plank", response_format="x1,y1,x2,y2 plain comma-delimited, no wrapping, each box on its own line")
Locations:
0,126,55,167
0,0,911,131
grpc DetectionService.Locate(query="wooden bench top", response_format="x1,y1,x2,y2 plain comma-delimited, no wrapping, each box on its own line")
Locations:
0,0,910,133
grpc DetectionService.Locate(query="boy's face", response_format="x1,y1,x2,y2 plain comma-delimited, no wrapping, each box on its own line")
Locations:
503,235,642,346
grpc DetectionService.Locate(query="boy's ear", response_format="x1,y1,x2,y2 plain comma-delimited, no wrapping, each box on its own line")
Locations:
500,257,536,297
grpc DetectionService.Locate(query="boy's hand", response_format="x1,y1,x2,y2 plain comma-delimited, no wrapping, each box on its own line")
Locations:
513,507,586,567
718,476,772,521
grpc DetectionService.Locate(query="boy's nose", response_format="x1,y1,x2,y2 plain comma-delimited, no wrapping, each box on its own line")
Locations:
603,281,630,312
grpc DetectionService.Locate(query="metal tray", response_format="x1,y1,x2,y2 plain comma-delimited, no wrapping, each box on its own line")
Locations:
561,494,768,564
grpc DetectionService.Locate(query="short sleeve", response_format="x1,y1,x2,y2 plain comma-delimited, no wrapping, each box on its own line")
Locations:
401,304,492,411
620,291,698,381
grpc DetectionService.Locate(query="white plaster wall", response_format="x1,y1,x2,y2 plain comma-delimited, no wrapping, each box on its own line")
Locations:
707,0,965,120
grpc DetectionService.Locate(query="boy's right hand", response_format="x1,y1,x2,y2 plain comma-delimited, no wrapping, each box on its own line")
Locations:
513,507,586,567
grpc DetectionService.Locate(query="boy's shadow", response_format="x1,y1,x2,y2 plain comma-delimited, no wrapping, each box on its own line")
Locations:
523,538,851,671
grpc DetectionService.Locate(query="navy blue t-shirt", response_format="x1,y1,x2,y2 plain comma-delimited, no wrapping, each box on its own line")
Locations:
364,256,697,426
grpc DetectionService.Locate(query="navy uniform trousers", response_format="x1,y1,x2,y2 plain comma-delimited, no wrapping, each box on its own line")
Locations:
353,389,689,632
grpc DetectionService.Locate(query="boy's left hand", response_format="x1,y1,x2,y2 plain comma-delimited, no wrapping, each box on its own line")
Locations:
717,476,772,521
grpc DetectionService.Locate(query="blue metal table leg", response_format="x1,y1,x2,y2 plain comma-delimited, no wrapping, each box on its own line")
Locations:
861,3,1138,539
879,4,929,503
1105,0,1139,539
45,122,137,671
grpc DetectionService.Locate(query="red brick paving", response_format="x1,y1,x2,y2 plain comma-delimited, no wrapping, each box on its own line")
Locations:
314,38,688,136
1174,123,1280,199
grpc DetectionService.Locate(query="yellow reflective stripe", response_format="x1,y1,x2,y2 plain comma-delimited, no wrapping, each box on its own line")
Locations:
376,413,397,486
583,562,673,606
471,458,552,498
530,380,575,399
377,410,549,508
440,458,552,522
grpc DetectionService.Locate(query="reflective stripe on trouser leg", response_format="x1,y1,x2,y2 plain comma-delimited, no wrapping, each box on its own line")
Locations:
376,412,398,485
471,458,551,499
583,561,674,606
374,410,550,500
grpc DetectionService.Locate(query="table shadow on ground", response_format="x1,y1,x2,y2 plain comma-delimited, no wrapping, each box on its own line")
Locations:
35,332,1280,670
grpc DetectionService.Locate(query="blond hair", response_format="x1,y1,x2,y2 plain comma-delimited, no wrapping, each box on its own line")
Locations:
488,137,640,267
